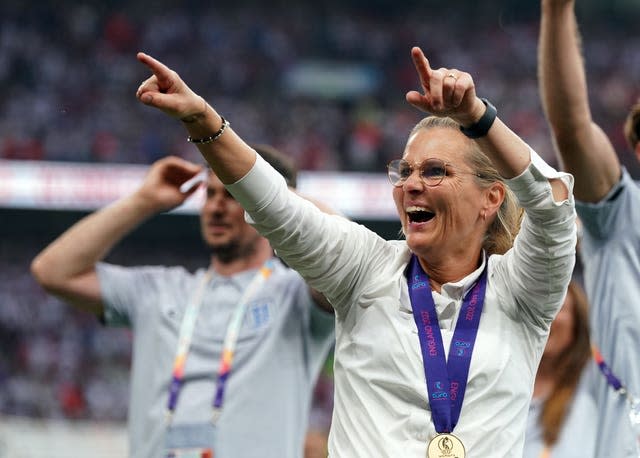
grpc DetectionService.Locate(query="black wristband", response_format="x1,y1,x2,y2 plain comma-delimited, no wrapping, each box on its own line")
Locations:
459,98,497,139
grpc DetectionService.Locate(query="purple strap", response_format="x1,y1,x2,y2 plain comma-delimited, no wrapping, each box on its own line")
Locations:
213,372,230,409
592,346,624,392
407,255,488,433
167,377,182,412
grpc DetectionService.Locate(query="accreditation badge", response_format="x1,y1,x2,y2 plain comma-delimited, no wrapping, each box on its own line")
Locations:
427,433,466,458
164,422,216,458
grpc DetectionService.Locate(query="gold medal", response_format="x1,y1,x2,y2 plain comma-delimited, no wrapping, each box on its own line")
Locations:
427,433,466,458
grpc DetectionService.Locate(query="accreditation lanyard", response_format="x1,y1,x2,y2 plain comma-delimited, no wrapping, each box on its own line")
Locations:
592,345,625,392
406,255,488,433
166,259,275,422
592,344,640,455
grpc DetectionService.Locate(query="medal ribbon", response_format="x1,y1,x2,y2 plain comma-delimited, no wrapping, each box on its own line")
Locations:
407,254,488,433
166,259,275,421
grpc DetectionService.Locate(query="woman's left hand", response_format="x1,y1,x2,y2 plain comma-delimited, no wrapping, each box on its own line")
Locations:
406,46,485,127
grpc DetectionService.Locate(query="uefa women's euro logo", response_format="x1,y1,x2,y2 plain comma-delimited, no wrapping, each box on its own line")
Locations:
411,275,428,290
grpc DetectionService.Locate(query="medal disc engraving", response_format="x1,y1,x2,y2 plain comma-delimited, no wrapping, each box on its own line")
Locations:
427,433,465,458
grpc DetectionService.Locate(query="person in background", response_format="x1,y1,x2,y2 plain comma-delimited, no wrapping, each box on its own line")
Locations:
133,42,576,457
31,146,335,458
538,1,640,455
524,279,597,458
304,354,334,458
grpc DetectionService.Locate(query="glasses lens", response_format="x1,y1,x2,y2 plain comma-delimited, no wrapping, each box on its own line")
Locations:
421,159,447,186
387,159,411,186
387,158,448,186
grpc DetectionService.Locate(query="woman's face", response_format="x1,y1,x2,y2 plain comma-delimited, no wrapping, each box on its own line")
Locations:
393,127,487,260
544,291,576,360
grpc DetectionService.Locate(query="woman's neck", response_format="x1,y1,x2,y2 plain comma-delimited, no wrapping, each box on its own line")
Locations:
418,251,482,293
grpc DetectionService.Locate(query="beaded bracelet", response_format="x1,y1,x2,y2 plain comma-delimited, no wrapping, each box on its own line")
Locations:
187,116,230,144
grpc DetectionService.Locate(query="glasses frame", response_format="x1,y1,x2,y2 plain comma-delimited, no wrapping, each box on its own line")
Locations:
386,157,482,187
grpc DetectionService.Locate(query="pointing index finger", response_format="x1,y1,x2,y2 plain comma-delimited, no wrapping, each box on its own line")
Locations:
411,46,432,91
136,52,171,76
137,52,181,96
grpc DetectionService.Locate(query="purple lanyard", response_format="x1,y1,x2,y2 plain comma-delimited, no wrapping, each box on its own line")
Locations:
406,254,488,433
592,345,624,392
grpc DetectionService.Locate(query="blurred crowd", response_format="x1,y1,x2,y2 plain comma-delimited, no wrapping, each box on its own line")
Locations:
1,237,139,421
1,1,638,174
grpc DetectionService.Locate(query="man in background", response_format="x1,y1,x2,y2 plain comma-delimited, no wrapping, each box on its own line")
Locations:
31,146,335,458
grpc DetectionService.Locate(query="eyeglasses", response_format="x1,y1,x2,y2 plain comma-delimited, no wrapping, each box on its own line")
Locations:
387,158,481,187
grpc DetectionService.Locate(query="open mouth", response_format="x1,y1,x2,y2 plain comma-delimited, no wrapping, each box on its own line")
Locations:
406,206,435,223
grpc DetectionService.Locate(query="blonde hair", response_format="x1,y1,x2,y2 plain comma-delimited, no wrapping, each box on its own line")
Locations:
408,116,522,255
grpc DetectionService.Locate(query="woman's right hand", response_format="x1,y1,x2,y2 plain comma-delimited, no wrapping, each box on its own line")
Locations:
136,52,207,122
